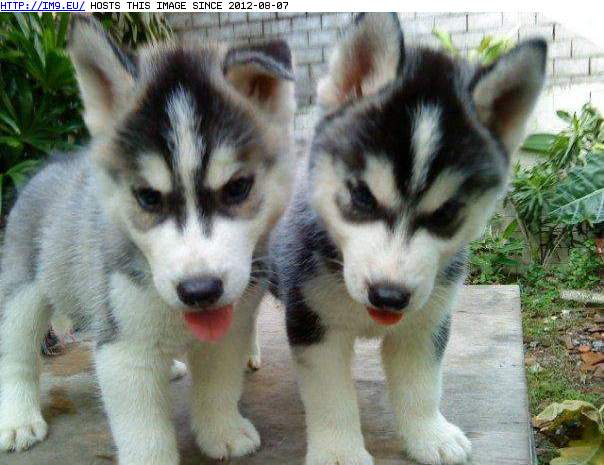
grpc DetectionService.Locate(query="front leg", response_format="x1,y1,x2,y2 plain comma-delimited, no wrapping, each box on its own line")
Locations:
294,331,373,465
95,342,178,465
381,314,471,465
188,315,260,460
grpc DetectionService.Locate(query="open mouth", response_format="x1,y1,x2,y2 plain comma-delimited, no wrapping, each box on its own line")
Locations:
366,307,404,326
183,305,234,343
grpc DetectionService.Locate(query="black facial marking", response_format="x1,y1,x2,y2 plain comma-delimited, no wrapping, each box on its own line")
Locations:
313,47,507,209
336,180,397,228
414,199,465,238
116,48,260,232
432,314,451,360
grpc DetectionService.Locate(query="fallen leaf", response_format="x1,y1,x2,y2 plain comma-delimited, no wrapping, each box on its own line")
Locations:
581,352,604,368
533,400,600,431
551,423,604,465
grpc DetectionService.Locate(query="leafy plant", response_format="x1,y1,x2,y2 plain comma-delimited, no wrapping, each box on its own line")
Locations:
94,13,172,47
0,13,85,214
468,217,524,284
511,104,604,264
432,28,514,65
0,13,173,215
549,154,604,226
556,241,602,290
533,400,604,465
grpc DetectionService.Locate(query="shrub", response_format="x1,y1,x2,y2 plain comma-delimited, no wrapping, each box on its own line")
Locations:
0,13,85,214
0,13,172,216
513,104,604,264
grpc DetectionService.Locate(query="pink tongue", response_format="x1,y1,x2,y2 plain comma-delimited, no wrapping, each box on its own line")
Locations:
184,305,234,342
367,307,404,326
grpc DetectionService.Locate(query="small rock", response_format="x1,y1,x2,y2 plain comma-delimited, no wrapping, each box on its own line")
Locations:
592,340,604,352
561,309,572,318
561,335,574,350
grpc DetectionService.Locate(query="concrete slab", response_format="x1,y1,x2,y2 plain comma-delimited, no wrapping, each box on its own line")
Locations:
2,285,532,465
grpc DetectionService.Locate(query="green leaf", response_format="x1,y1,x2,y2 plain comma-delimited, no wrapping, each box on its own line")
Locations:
0,173,4,216
533,400,601,431
548,154,604,225
521,133,557,154
431,28,459,55
557,110,573,122
6,159,41,188
551,423,604,465
502,219,519,240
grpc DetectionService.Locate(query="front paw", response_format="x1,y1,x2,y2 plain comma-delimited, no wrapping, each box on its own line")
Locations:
402,414,471,465
0,414,48,452
306,444,374,465
194,413,260,460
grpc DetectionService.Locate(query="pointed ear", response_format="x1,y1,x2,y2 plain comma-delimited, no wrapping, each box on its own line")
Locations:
471,39,547,153
317,13,404,110
68,15,137,136
224,41,295,122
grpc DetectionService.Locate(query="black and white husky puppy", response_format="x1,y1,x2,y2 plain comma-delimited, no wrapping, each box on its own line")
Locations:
270,13,546,465
0,16,295,464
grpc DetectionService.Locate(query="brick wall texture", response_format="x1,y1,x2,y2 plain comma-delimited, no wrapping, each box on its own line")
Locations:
167,12,604,135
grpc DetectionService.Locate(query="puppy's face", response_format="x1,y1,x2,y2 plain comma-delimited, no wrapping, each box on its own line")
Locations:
69,18,295,310
311,13,546,316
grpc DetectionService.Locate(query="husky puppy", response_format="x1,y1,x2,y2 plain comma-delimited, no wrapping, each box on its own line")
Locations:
0,16,295,464
270,13,546,465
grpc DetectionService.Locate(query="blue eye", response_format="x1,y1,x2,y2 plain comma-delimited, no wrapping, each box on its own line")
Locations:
134,188,162,212
222,175,254,205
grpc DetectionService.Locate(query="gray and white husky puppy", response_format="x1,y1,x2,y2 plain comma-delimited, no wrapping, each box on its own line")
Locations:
270,13,546,465
0,16,295,464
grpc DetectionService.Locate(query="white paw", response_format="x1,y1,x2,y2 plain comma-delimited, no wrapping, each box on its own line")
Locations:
170,360,187,381
306,445,374,465
195,414,260,460
247,353,261,371
402,414,471,465
0,415,48,452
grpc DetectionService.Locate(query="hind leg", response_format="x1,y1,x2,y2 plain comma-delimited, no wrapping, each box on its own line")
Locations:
0,282,51,452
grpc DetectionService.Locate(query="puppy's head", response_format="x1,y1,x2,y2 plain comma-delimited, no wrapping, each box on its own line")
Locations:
310,13,546,318
69,16,295,310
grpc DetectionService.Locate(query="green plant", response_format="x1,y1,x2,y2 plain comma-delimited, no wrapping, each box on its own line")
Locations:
432,28,514,65
468,217,524,284
511,104,604,264
94,13,172,47
533,400,604,465
0,13,173,216
549,153,604,227
0,13,85,214
556,240,602,290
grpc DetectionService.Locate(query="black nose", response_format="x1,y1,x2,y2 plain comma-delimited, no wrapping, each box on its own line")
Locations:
368,283,410,311
177,277,223,307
